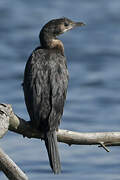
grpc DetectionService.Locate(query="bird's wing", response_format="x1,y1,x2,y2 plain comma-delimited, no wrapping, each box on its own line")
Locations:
23,49,68,131
23,49,49,128
48,54,69,131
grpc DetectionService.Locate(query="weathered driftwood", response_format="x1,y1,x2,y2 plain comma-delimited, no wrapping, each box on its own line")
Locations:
0,147,28,180
1,103,120,148
0,105,9,138
0,103,120,179
0,104,29,180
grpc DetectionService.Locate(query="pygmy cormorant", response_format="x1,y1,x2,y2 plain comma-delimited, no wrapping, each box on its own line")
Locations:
23,17,85,174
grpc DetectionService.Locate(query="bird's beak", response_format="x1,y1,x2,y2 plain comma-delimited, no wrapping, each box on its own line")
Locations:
72,21,85,28
75,22,85,27
62,21,85,34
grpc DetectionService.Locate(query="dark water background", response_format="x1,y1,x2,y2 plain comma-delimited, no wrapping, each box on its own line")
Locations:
0,0,120,179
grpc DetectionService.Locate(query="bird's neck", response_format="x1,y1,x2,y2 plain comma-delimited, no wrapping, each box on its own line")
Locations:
40,33,64,55
50,39,64,55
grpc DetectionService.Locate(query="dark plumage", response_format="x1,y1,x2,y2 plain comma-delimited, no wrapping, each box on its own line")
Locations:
23,17,85,174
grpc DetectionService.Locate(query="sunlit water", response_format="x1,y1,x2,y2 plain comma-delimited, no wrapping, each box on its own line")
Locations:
0,1,120,179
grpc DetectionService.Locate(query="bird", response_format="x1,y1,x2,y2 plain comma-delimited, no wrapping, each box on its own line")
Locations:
23,17,85,174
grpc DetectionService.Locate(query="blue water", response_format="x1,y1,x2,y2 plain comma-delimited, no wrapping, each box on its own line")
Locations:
0,0,120,179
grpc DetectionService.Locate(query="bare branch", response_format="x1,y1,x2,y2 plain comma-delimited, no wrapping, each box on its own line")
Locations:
1,103,120,148
57,129,120,148
0,104,9,138
99,142,110,152
0,147,28,180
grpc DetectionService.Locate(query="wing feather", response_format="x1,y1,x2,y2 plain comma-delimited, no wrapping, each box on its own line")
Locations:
23,48,68,131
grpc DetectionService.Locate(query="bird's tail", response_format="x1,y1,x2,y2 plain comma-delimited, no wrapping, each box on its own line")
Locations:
45,131,61,174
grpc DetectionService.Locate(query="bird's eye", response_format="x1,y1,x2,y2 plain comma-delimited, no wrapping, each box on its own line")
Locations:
64,22,69,27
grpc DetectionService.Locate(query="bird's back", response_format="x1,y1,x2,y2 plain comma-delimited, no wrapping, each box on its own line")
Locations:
23,47,68,132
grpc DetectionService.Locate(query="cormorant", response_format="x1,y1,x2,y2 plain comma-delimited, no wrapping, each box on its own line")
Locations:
23,17,85,174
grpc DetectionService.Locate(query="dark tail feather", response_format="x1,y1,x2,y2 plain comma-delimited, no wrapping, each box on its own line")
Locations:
45,131,61,174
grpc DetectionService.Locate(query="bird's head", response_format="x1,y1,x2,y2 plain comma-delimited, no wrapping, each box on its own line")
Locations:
40,17,85,38
39,17,85,53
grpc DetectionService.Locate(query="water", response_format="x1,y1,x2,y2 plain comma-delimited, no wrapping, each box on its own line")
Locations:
0,0,120,179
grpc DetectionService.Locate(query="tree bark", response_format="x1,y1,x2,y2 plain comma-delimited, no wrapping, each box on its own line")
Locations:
0,148,28,180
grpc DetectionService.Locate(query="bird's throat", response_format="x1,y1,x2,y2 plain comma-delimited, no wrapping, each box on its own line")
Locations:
40,33,64,55
50,39,64,55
